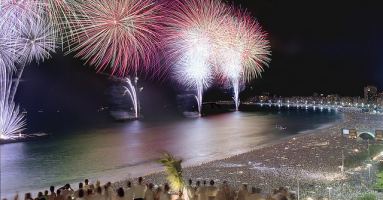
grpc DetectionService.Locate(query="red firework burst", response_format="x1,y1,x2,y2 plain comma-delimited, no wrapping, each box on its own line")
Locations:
68,0,164,77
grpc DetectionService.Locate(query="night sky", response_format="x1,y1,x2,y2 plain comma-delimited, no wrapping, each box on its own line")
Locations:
236,0,383,96
17,0,383,128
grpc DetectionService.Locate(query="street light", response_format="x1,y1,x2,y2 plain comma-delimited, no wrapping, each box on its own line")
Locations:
367,163,372,182
341,149,344,175
297,179,300,200
326,187,332,200
367,140,371,160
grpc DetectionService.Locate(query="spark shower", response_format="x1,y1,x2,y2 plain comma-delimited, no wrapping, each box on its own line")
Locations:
0,0,270,140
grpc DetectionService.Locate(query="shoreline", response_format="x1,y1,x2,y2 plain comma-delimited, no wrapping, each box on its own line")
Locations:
144,115,345,172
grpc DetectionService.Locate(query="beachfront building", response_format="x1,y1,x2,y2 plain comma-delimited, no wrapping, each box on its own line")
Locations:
378,93,383,107
364,85,378,104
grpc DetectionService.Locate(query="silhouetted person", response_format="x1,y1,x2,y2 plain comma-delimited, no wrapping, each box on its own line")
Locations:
183,179,195,200
222,181,233,200
35,192,45,200
85,189,93,200
236,184,248,200
159,184,170,200
196,181,207,200
114,188,125,200
246,187,263,200
206,180,217,200
60,184,73,200
92,187,103,200
125,181,134,200
133,177,146,200
48,186,56,200
104,182,113,200
214,184,225,200
154,187,162,200
74,183,84,198
76,190,84,200
55,189,64,200
144,183,154,200
84,180,90,191
44,190,49,199
25,193,33,200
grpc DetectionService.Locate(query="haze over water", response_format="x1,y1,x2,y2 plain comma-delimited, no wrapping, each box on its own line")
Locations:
1,108,341,197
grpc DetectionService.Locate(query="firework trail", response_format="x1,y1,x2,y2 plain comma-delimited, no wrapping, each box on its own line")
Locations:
67,0,163,77
123,77,139,118
214,9,271,110
0,66,26,140
163,0,229,115
0,27,24,140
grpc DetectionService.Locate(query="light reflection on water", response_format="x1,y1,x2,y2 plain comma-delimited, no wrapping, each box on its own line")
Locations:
1,110,340,197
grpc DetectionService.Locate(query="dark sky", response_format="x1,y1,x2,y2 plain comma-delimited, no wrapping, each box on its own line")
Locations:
234,0,383,96
18,0,383,123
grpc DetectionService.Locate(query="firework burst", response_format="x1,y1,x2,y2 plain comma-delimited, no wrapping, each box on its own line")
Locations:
233,12,271,82
0,0,36,69
0,1,56,139
214,9,271,110
11,10,57,101
39,0,84,48
163,0,229,115
0,0,39,27
0,30,19,71
67,0,163,77
16,14,57,65
1,0,84,47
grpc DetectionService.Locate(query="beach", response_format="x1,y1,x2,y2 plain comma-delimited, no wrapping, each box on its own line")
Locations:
2,110,341,198
2,111,382,200
141,111,383,199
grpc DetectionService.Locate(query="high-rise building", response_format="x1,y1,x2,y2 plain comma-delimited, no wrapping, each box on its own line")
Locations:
364,86,378,103
378,93,383,106
326,94,340,103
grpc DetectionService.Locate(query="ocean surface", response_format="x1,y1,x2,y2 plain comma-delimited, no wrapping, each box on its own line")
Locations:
0,107,341,197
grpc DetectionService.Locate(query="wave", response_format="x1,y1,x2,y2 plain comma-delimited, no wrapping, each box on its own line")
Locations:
298,114,344,134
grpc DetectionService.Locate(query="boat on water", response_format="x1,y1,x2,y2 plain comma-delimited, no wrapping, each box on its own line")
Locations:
183,111,201,118
275,124,287,130
0,133,49,144
110,110,142,121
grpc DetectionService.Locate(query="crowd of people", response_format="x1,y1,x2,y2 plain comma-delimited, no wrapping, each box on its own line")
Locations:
4,178,297,200
181,179,296,200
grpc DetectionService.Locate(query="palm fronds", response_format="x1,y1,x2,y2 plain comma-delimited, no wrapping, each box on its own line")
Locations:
158,153,184,191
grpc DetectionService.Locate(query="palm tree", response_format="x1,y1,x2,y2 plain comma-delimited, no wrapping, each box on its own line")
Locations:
158,153,185,192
